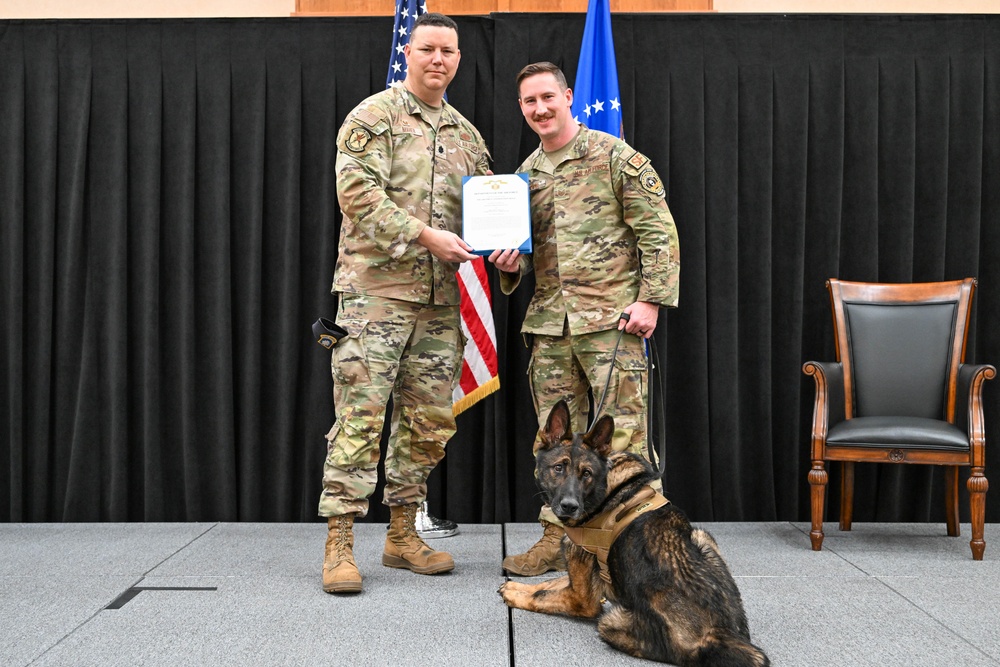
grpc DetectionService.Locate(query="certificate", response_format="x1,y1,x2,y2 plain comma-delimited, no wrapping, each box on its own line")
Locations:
461,173,532,256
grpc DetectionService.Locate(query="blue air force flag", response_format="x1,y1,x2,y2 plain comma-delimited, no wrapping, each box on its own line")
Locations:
387,0,428,88
571,0,623,139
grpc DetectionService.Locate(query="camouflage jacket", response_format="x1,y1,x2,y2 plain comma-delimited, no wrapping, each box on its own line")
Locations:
501,126,680,335
332,85,490,306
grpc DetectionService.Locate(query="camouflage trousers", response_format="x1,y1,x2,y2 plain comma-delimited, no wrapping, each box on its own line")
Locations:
528,326,660,525
318,293,463,518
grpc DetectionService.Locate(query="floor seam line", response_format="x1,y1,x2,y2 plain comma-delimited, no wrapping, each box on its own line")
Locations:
503,523,516,667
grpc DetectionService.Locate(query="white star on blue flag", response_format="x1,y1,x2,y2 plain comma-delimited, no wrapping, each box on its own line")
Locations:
571,0,624,139
387,0,426,88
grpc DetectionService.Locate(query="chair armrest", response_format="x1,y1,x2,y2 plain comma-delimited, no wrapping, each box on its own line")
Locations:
803,361,845,457
956,363,996,466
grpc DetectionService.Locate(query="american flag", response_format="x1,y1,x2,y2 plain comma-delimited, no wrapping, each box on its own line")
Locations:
386,0,426,88
386,0,500,416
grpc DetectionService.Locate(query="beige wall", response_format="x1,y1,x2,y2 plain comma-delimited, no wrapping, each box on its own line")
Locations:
0,0,293,18
716,0,998,11
1,0,997,19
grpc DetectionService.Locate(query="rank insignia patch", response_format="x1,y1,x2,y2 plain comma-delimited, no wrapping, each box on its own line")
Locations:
640,168,665,197
345,126,373,153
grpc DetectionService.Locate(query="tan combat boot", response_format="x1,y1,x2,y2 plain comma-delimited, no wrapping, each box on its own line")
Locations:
382,504,455,574
502,520,567,576
323,514,362,594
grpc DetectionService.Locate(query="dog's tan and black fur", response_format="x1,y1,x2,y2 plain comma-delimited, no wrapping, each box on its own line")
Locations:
500,401,769,667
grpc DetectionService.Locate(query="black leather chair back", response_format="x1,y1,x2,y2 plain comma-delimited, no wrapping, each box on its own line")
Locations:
843,301,957,420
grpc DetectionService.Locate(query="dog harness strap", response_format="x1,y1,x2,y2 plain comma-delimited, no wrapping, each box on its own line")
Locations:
562,486,669,584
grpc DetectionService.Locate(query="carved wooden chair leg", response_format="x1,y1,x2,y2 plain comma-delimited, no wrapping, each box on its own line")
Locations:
809,461,828,551
968,467,988,561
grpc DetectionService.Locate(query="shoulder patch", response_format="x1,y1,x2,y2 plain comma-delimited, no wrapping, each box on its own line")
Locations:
344,125,373,153
354,108,383,128
639,168,665,197
346,105,390,135
627,151,649,170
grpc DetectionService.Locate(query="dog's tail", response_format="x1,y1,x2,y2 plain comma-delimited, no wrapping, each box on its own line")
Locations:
696,631,770,667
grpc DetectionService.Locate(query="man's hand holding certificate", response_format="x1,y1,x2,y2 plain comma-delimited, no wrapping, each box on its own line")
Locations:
461,174,532,256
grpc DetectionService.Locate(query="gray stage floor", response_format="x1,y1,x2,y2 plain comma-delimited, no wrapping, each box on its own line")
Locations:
1,521,998,667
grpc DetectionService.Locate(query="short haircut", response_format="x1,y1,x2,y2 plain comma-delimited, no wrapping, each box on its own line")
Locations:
516,62,569,98
413,12,459,35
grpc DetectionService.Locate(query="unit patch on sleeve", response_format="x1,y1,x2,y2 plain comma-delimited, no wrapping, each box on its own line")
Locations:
345,126,373,153
639,168,665,197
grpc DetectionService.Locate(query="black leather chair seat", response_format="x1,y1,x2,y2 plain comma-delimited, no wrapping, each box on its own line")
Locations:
826,416,969,451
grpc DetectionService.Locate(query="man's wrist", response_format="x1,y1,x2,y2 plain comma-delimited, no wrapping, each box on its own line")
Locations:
415,223,433,247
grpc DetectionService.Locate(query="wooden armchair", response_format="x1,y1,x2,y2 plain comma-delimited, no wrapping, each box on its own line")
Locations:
803,278,995,560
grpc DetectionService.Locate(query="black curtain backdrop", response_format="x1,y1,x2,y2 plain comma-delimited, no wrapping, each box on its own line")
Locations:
2,15,999,526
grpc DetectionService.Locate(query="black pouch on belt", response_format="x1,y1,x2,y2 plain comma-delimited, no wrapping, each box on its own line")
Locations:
312,317,349,350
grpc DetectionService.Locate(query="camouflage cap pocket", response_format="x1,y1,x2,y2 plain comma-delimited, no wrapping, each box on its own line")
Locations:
611,346,647,419
613,355,647,372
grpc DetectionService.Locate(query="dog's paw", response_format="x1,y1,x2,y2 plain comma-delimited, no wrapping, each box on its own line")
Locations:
499,581,527,594
499,581,531,608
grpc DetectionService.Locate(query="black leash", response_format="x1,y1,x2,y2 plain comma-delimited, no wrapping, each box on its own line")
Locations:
590,313,668,479
645,334,668,478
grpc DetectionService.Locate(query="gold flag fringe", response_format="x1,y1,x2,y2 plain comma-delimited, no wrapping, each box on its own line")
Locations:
451,375,501,417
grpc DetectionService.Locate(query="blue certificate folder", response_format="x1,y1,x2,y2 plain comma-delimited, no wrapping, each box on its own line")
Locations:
461,173,533,256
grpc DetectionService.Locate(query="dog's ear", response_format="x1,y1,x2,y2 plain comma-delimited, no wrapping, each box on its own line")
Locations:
584,414,615,457
540,400,572,450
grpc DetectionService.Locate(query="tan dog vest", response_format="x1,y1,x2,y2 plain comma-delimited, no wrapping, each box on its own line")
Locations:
561,485,669,583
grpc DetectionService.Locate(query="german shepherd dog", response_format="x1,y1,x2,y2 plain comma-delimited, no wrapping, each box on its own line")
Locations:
499,401,769,667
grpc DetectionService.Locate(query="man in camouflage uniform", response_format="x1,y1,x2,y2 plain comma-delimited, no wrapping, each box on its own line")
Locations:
489,62,680,576
320,13,491,594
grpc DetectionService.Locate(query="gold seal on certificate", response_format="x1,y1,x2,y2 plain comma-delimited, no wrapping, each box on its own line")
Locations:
461,174,532,256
